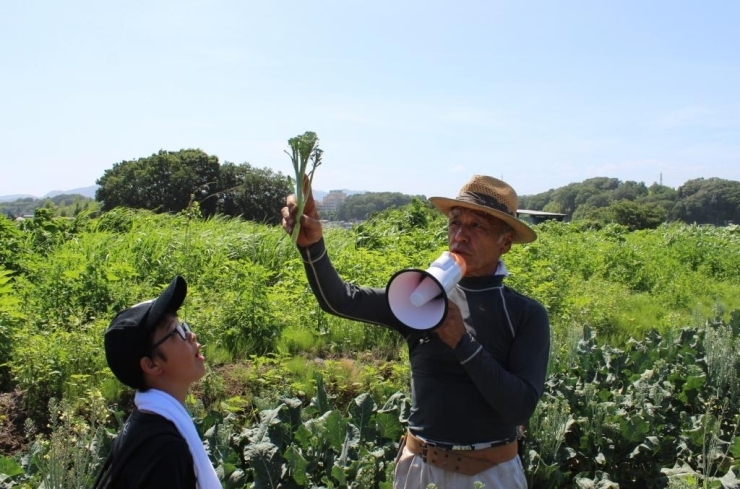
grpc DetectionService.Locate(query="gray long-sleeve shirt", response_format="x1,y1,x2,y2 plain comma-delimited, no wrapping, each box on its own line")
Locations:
299,238,550,444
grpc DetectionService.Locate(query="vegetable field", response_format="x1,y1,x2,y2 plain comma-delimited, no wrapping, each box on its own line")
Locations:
1,204,739,488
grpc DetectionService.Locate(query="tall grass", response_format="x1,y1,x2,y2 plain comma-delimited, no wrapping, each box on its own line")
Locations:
2,208,740,435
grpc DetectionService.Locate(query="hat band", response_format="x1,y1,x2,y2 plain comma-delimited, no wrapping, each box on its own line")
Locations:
456,191,514,216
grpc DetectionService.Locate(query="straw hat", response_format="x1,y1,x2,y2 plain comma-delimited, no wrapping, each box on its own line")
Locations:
429,175,537,244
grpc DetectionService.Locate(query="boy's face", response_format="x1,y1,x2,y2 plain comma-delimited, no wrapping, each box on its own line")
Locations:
150,315,206,388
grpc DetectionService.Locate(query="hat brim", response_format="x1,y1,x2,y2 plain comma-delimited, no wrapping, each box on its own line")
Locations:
146,275,187,329
429,197,537,244
104,275,188,390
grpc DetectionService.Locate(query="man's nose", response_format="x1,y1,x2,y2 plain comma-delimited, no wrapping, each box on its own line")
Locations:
452,226,468,241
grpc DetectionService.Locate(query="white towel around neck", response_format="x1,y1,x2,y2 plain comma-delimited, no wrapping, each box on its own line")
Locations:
135,389,221,489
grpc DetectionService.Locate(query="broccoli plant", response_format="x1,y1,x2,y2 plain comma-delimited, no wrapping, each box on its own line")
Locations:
285,131,323,244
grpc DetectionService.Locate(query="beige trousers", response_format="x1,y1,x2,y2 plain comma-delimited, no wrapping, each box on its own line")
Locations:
394,446,527,489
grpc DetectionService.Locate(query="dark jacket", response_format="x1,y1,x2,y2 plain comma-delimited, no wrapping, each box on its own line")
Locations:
299,238,551,444
92,410,196,488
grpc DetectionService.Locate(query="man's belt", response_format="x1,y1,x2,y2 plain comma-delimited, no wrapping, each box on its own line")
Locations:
404,430,518,476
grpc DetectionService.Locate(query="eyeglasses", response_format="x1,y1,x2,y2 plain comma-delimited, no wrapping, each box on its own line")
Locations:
147,322,192,354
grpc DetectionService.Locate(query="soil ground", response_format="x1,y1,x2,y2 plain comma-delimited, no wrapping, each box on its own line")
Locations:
0,390,27,456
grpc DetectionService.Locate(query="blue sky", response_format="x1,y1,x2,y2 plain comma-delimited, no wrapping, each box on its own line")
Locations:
2,1,738,199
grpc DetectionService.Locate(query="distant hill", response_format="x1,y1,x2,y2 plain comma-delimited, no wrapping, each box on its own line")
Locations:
0,186,364,203
43,185,98,199
0,185,98,202
0,194,35,203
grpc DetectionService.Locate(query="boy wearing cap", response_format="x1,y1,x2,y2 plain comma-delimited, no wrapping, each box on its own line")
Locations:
281,175,550,488
93,276,219,489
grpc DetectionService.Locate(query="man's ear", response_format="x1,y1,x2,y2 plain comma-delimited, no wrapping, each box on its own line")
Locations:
140,355,163,377
499,231,514,254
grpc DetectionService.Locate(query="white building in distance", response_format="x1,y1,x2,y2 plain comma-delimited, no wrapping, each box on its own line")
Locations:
319,190,347,212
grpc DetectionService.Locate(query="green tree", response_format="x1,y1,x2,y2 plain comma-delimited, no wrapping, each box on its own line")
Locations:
609,200,667,230
519,189,554,211
614,180,648,201
0,195,98,220
581,200,667,230
637,183,678,217
671,178,740,225
0,215,25,273
216,162,292,224
521,177,670,222
337,192,423,221
96,149,220,215
548,183,580,216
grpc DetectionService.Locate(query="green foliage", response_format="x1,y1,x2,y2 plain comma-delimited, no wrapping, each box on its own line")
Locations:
337,192,427,221
285,131,322,244
10,322,107,424
225,376,408,488
2,200,740,486
0,269,23,389
96,149,221,215
88,206,139,233
524,320,740,487
353,198,445,255
643,182,679,216
213,262,280,359
505,220,740,340
0,217,27,273
519,175,740,227
216,162,292,224
5,396,110,488
578,200,668,231
0,194,98,221
95,148,295,225
672,177,740,225
16,208,74,257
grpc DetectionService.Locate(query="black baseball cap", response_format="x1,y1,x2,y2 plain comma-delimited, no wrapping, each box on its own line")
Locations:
104,276,187,389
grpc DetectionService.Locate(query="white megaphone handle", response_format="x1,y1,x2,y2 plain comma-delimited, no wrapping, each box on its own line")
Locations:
409,276,441,307
408,252,466,307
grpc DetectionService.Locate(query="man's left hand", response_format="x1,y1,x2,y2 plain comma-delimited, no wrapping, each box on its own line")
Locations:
435,301,466,349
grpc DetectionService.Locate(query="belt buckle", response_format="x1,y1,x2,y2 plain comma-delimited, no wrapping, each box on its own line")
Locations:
420,440,437,463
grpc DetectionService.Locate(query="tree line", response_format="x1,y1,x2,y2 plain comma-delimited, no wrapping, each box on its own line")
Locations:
320,192,426,221
4,149,740,229
519,176,740,229
0,194,99,220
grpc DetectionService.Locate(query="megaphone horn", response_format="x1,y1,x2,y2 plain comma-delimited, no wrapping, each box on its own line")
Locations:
386,251,466,331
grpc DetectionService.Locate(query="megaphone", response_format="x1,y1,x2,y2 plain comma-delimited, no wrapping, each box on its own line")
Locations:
386,251,467,331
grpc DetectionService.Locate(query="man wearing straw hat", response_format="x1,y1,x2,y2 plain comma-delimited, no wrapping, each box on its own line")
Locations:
281,175,550,488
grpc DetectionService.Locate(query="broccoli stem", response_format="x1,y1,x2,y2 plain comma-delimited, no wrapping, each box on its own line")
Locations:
285,131,322,244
